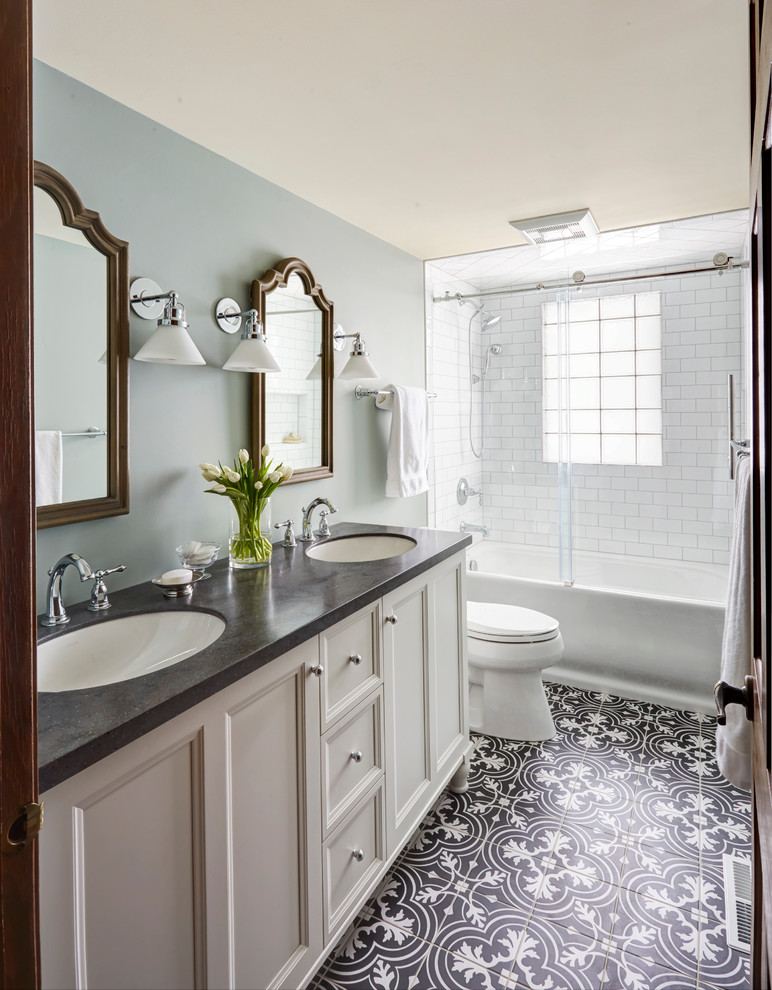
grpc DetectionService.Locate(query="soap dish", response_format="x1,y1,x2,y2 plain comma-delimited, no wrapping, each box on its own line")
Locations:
152,570,205,598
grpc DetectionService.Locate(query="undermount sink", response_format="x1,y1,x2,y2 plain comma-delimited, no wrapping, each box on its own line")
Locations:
38,611,226,692
305,534,417,563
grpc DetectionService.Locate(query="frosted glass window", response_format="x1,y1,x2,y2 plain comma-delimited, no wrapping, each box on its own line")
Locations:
542,290,662,466
600,295,635,319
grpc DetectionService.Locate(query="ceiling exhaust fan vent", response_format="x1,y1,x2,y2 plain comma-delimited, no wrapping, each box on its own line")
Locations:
509,209,598,245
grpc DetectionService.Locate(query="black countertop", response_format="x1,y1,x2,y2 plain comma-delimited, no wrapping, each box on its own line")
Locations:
38,522,471,792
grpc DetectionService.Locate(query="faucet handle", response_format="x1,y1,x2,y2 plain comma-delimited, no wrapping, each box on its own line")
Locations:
316,510,332,538
87,564,126,612
274,519,297,548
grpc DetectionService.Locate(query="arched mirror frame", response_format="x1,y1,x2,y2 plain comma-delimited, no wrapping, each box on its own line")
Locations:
250,257,333,484
34,161,130,528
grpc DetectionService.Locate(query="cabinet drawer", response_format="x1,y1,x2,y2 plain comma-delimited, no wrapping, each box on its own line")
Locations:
322,691,383,836
323,784,384,940
320,602,381,729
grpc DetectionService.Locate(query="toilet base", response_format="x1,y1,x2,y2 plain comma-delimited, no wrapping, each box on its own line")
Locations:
469,668,557,742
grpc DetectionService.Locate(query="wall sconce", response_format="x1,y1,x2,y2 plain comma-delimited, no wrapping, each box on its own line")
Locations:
215,298,281,373
334,325,380,379
130,278,206,365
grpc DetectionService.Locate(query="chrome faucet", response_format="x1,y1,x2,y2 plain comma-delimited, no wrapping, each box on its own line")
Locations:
41,553,126,626
42,553,94,627
460,521,490,538
299,498,338,542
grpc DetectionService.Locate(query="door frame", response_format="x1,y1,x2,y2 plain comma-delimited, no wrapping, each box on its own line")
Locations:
0,0,40,985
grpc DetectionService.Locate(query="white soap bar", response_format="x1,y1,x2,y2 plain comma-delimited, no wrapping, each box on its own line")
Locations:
160,568,193,585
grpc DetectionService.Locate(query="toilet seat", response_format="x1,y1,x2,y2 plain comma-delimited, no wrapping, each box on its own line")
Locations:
467,602,560,644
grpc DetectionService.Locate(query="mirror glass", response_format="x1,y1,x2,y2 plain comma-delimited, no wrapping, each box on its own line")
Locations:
33,162,129,528
263,273,323,470
34,185,108,503
252,258,333,484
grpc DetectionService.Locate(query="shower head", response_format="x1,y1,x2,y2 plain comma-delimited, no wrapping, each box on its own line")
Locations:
482,343,502,379
481,314,501,331
487,344,502,355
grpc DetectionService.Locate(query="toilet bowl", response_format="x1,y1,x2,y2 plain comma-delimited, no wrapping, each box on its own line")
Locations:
467,601,564,741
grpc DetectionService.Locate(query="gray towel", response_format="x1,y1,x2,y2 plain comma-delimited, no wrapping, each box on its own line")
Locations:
716,453,752,790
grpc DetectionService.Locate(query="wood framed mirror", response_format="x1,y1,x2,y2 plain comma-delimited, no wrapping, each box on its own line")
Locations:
34,161,129,528
251,258,333,484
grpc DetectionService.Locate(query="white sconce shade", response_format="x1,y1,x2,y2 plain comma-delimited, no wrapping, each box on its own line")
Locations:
130,278,206,366
215,298,282,374
306,353,322,380
223,336,282,373
339,352,380,379
336,331,379,380
134,324,206,365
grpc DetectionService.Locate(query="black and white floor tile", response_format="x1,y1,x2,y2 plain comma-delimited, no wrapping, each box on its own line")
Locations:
310,684,751,990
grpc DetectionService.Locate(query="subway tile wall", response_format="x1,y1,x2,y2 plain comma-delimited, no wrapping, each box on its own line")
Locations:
427,265,745,566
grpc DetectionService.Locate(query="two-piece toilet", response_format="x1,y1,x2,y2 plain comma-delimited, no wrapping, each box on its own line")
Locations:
467,601,564,741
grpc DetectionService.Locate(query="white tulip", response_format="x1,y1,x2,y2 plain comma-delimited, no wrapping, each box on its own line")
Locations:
199,462,219,473
255,480,264,491
281,465,293,482
261,444,270,458
238,449,249,465
202,469,219,482
224,468,240,484
211,483,227,493
268,470,282,484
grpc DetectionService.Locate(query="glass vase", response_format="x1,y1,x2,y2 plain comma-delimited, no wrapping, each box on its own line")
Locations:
228,497,272,569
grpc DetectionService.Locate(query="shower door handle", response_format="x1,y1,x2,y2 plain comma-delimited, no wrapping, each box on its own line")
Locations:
714,676,754,724
728,373,735,480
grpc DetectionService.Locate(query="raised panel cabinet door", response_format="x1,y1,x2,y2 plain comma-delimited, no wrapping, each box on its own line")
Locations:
225,639,323,990
382,575,432,853
430,555,469,781
39,727,206,990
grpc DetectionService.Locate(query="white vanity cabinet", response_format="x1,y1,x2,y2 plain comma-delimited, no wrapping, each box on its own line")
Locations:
39,550,468,990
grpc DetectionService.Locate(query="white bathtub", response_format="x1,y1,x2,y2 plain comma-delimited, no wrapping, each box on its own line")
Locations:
465,542,728,713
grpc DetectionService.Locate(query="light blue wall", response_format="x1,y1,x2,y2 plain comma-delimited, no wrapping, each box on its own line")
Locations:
34,61,427,611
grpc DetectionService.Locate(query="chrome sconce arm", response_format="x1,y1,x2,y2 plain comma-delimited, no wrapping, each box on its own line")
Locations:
215,298,281,373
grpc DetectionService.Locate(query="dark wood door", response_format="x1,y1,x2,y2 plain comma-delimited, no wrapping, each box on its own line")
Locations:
749,2,772,985
0,0,40,985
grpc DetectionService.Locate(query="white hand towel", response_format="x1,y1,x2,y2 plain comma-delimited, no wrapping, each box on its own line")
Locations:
35,430,63,506
376,385,429,498
716,453,752,790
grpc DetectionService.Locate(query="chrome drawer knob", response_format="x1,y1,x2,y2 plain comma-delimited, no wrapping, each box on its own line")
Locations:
351,750,363,763
349,653,362,665
386,614,398,625
309,664,324,677
352,848,365,862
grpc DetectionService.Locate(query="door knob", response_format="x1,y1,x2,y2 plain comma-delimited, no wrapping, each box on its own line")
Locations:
309,664,324,678
714,675,754,725
386,614,398,625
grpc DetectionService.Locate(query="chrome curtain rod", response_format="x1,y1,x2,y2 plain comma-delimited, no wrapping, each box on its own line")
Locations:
432,259,750,304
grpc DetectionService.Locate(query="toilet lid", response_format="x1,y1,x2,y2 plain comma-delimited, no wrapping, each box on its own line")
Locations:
467,601,560,643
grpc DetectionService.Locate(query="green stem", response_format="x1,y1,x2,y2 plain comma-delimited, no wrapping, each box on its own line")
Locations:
230,497,271,563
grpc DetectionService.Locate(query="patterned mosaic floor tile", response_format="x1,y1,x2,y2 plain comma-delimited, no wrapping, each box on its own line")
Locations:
602,947,698,989
550,818,630,884
530,866,621,941
419,940,519,989
612,885,702,979
323,919,430,990
432,898,531,984
310,699,752,990
509,913,611,990
561,754,639,833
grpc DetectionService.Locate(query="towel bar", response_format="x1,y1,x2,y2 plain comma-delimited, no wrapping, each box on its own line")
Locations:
354,385,437,400
62,427,106,438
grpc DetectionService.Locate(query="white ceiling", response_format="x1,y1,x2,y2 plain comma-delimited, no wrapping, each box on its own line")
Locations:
33,0,750,261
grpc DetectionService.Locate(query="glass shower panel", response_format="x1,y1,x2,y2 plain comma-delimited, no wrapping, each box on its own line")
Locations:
555,290,573,585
